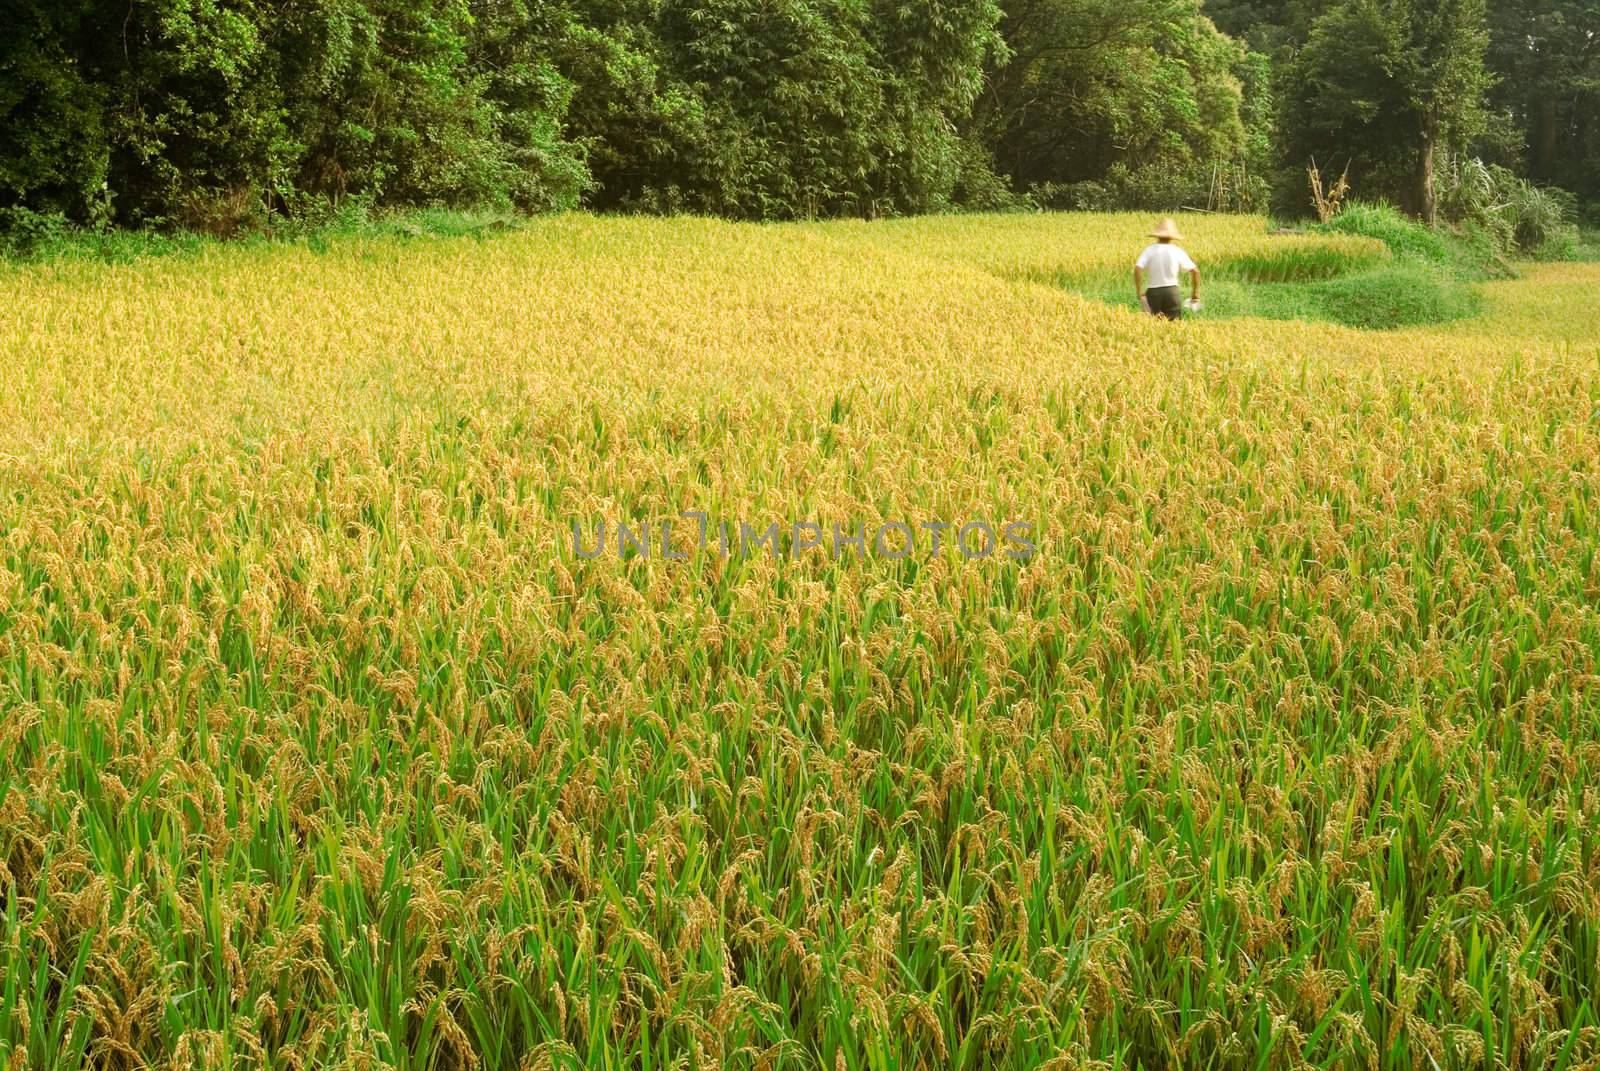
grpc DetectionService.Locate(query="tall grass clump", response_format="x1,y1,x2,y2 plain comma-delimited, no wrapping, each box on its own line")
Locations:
1316,200,1510,280
1436,156,1582,260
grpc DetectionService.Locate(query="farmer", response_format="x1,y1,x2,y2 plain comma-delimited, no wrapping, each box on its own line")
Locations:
1134,218,1201,320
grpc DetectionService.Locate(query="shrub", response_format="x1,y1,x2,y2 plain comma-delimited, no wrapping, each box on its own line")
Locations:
951,142,1031,212
1317,202,1451,262
1028,180,1110,211
1436,156,1579,258
1437,156,1500,233
1102,162,1210,212
1332,200,1516,280
1506,182,1577,254
0,206,69,256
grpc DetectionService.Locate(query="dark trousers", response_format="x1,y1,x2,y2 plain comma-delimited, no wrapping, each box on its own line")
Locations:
1145,285,1182,320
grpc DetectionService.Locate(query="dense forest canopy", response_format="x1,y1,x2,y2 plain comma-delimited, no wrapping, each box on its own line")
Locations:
1,0,1595,234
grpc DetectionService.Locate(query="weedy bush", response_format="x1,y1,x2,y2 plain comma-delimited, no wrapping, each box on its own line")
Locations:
1319,200,1522,283
1,212,1598,1071
1316,202,1455,265
1507,183,1580,258
1576,227,1600,262
0,207,70,257
1436,157,1582,260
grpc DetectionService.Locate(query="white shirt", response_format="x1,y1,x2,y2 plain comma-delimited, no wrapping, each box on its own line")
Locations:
1135,243,1197,289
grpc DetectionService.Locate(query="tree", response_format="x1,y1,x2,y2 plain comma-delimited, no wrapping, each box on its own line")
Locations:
1401,0,1492,222
967,0,1253,199
1277,0,1491,221
0,0,593,229
1485,0,1600,204
0,1,107,219
1202,0,1330,55
558,0,1002,218
464,0,592,211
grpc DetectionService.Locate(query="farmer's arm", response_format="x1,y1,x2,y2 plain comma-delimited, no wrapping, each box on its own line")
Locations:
1133,266,1144,298
1189,266,1201,301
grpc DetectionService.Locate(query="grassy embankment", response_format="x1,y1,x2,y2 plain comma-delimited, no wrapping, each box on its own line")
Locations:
1042,203,1516,330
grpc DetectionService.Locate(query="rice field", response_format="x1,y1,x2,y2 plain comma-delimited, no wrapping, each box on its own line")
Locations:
1,212,1598,1070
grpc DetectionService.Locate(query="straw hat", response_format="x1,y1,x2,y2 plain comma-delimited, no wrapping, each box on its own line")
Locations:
1150,218,1183,240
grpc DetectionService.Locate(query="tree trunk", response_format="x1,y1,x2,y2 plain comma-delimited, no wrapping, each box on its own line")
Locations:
1535,97,1558,180
1415,121,1437,225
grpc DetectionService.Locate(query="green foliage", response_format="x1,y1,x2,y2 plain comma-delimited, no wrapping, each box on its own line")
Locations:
1574,228,1600,262
0,3,108,219
1485,0,1600,206
1435,155,1580,258
0,0,596,231
1504,183,1579,257
1202,0,1330,53
465,0,594,211
1318,202,1452,263
0,205,525,267
0,207,70,257
563,0,1003,218
1318,199,1512,278
1275,0,1491,221
0,0,1590,232
1213,0,1600,222
964,0,1257,206
949,137,1032,211
1031,160,1269,213
1292,260,1481,327
0,0,1001,227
